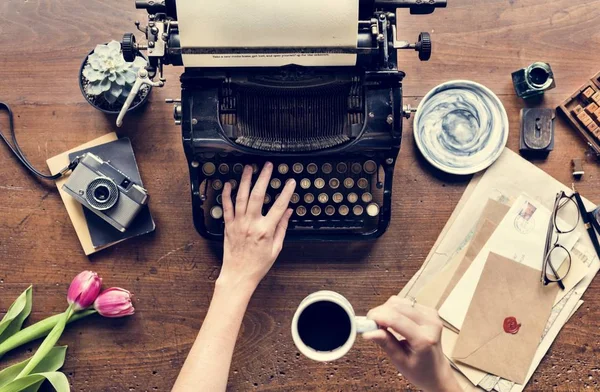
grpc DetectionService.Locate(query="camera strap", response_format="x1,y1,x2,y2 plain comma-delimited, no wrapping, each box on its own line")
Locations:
0,102,80,180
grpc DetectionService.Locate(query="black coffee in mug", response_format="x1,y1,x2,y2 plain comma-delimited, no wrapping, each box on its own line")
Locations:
297,300,352,351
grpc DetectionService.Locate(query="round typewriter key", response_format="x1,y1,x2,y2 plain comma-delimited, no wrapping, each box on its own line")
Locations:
357,178,369,189
278,163,289,175
251,164,259,174
270,178,282,189
304,193,315,204
291,193,300,204
218,163,230,175
216,194,223,205
211,179,223,191
300,178,311,189
296,206,307,217
202,162,216,176
311,205,322,216
363,160,377,174
318,193,329,203
351,162,362,174
325,205,335,216
361,192,373,203
293,163,304,174
264,194,271,204
314,178,325,189
233,163,244,174
332,192,344,203
339,205,349,216
366,203,380,217
344,178,355,189
322,163,333,174
307,163,318,174
336,162,348,174
210,206,223,220
228,179,238,190
353,205,364,216
191,161,200,168
347,192,358,203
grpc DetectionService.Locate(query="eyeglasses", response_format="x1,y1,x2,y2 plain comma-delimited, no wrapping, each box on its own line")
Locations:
542,191,580,290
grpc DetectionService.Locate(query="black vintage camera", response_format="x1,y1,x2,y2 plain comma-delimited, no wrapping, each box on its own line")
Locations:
62,153,149,232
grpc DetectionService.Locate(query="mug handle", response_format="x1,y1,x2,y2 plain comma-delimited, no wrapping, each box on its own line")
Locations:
355,316,379,333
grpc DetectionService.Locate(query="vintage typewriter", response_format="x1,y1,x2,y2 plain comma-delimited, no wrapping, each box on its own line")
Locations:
117,0,446,240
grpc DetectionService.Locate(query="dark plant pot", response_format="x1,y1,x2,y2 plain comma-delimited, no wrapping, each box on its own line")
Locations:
78,47,152,115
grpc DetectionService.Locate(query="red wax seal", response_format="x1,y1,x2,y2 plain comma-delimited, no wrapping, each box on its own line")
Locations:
503,317,521,334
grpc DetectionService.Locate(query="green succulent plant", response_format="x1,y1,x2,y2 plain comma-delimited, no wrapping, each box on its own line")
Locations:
82,40,147,104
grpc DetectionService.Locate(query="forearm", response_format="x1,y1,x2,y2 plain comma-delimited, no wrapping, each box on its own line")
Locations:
172,280,255,392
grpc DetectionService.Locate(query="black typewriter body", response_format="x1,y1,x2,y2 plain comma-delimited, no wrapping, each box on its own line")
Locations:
122,0,446,241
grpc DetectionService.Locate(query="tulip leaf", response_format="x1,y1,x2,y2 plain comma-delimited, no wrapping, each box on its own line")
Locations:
0,287,32,343
0,346,67,388
0,371,69,392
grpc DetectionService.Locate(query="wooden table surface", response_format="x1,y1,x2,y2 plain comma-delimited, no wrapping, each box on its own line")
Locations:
1,0,600,390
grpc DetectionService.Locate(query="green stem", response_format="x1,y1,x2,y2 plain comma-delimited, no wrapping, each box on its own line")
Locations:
0,309,96,358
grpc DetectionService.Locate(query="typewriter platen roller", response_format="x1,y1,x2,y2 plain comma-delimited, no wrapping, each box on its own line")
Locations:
120,0,446,240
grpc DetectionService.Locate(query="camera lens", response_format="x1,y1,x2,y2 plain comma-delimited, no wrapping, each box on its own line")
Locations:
85,177,119,211
93,185,110,201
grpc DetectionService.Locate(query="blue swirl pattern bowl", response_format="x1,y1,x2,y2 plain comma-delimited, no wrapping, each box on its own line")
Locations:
413,80,509,175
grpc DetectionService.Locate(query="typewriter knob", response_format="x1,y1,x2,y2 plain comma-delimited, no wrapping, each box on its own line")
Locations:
415,32,432,61
121,33,137,62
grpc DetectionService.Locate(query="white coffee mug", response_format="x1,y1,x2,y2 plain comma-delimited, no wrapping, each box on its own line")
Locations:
291,290,378,362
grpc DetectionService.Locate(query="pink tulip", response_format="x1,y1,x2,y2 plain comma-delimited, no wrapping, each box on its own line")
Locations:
94,288,135,318
67,271,102,311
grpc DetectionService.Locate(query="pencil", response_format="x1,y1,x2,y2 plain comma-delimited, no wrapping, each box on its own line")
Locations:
572,189,600,260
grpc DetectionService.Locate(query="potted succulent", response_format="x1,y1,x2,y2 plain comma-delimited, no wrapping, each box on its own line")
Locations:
79,40,151,114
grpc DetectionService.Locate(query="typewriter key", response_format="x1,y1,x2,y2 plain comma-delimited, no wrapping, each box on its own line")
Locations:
325,205,335,216
329,178,340,189
212,179,223,191
339,205,349,216
351,163,362,174
363,160,377,174
311,205,322,216
296,206,307,217
314,178,325,189
353,205,364,216
336,162,348,174
251,164,259,174
307,163,318,174
278,164,289,175
264,194,271,204
304,193,315,204
293,163,304,174
366,203,380,217
202,162,216,176
322,163,333,174
210,206,223,220
291,193,300,204
361,192,373,203
357,178,369,189
344,178,355,189
347,192,358,203
300,178,311,189
219,163,230,175
228,179,238,190
318,193,329,203
332,192,344,203
233,163,244,174
270,178,282,189
216,194,222,205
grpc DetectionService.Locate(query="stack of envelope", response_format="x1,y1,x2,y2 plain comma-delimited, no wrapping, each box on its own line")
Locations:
400,149,600,392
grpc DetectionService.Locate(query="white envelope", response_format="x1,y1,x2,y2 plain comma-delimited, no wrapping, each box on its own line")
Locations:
439,194,581,330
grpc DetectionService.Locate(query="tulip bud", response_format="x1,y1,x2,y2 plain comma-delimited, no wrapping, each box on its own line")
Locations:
94,288,135,318
67,271,102,311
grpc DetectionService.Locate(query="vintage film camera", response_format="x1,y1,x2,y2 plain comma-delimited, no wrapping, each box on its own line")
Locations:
62,153,149,232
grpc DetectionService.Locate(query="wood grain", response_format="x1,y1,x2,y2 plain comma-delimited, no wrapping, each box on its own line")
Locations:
0,0,600,390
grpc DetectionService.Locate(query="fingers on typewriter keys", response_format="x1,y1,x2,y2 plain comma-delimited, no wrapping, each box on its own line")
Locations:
248,162,273,216
332,192,344,203
222,182,234,224
347,192,358,203
318,193,329,204
311,205,322,216
366,203,380,217
235,165,254,215
329,178,340,189
202,162,216,176
210,206,224,220
212,179,223,191
344,178,355,189
351,163,362,174
339,205,350,216
300,178,311,189
296,206,307,217
278,164,289,175
322,163,333,174
307,163,318,175
266,177,296,225
363,160,377,175
219,163,230,175
353,205,364,216
357,178,369,189
337,162,348,174
233,163,244,175
304,193,315,204
361,192,373,203
293,163,304,174
325,205,335,216
314,178,325,189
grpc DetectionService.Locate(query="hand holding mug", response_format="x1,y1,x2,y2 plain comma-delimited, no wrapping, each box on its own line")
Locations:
363,296,461,392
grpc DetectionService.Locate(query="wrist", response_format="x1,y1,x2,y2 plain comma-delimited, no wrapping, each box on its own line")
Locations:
215,274,257,302
433,363,461,392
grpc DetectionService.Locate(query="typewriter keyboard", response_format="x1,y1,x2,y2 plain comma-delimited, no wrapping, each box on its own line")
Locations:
196,158,386,239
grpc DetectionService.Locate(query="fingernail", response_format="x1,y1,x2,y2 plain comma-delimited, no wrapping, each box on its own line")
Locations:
265,161,273,168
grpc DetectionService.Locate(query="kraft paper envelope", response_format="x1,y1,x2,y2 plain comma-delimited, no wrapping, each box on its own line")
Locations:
452,252,559,384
